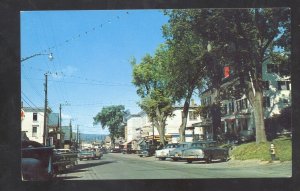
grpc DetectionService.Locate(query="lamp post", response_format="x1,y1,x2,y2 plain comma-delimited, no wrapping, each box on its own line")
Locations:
21,52,53,146
21,53,53,63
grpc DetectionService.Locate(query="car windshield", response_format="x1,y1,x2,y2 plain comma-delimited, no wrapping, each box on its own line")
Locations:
191,143,207,148
165,144,178,149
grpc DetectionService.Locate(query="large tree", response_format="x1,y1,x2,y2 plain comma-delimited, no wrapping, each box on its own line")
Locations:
131,45,174,146
162,10,207,142
93,105,128,146
188,8,291,143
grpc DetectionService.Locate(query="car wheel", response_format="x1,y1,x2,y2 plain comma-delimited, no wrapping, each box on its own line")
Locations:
79,159,82,161
160,158,166,160
172,158,178,161
187,159,193,163
222,154,229,162
206,156,212,163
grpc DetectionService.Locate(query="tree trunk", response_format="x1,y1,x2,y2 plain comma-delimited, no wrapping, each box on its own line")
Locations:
158,123,166,146
179,92,193,142
251,91,267,143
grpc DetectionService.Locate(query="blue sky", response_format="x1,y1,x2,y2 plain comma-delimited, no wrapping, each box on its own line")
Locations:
21,10,169,135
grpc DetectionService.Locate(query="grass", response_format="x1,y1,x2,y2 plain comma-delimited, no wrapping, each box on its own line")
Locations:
230,137,292,161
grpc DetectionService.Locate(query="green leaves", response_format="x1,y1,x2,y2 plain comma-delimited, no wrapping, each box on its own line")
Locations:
93,105,128,141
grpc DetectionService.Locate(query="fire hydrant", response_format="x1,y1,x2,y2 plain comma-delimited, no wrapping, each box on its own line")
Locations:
270,143,276,161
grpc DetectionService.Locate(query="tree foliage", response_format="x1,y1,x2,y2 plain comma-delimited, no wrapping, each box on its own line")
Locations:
162,10,208,142
131,45,174,145
93,105,128,145
163,8,290,143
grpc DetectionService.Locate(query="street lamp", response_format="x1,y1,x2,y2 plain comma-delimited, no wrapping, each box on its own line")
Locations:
21,52,54,146
21,52,53,62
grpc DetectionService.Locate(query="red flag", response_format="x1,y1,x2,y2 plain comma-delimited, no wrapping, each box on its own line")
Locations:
224,66,230,78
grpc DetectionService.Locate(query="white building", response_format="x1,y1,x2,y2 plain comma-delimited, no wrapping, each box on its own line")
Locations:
21,107,51,144
125,105,202,144
200,59,291,135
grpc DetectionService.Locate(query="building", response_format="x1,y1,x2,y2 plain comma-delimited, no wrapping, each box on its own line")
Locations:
125,104,202,144
21,107,51,144
200,59,291,137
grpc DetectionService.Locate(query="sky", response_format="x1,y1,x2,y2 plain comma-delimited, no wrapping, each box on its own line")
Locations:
21,10,170,135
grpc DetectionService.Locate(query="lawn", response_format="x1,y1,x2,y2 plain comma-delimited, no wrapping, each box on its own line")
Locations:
230,137,292,161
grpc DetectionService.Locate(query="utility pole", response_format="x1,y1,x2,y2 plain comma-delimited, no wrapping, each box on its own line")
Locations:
77,125,79,150
69,119,72,142
59,104,62,148
43,73,48,146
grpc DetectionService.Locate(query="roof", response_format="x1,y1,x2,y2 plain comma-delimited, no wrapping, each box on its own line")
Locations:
23,107,52,113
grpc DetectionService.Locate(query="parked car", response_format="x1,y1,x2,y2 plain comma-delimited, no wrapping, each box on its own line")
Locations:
91,148,103,159
21,140,54,181
53,149,78,172
182,141,229,163
155,143,178,160
78,150,96,160
169,142,193,161
138,144,157,157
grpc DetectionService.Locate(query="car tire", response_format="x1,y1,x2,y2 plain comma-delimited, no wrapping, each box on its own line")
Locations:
172,158,178,161
187,159,193,163
206,156,212,163
160,158,166,160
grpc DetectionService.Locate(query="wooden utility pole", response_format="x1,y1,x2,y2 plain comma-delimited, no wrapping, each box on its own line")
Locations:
43,73,48,146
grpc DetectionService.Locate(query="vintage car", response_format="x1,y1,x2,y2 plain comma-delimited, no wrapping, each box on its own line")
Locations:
21,140,54,181
53,149,78,172
91,148,103,159
78,150,95,160
182,141,229,163
155,143,178,160
169,142,193,161
138,144,157,157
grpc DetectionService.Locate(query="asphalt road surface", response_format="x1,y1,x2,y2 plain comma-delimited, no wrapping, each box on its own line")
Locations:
56,153,292,180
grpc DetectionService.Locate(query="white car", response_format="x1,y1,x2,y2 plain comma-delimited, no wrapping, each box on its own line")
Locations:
155,143,178,160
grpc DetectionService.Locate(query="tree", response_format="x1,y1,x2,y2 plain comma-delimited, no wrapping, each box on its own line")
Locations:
93,105,128,146
131,45,174,146
162,10,207,142
188,8,291,143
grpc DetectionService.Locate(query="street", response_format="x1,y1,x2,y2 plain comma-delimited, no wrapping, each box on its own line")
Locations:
56,153,292,180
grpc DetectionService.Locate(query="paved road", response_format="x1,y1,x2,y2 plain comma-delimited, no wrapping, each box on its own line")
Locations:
56,153,292,180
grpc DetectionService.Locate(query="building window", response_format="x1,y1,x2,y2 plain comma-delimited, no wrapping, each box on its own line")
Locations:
263,97,271,108
202,98,206,106
280,98,289,104
33,113,38,121
262,81,269,90
32,126,37,137
207,96,212,105
229,101,235,113
243,98,248,109
222,103,227,115
267,64,280,73
278,81,290,90
189,111,198,121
